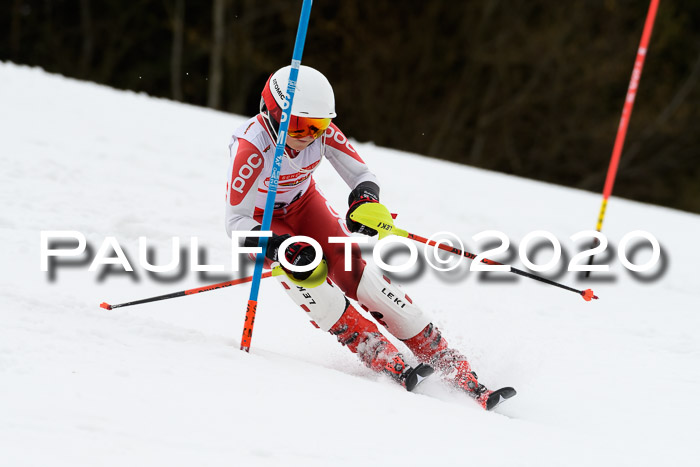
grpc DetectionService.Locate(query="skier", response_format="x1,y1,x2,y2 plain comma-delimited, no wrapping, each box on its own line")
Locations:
225,65,514,410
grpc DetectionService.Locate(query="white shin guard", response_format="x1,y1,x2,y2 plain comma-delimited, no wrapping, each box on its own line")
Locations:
276,275,347,332
356,267,431,340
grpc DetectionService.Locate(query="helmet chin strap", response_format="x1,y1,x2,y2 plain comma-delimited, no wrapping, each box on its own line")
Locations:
260,108,324,175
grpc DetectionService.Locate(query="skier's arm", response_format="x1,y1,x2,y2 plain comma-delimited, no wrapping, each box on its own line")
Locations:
225,138,264,239
323,123,379,190
322,124,386,236
225,138,317,274
243,229,320,281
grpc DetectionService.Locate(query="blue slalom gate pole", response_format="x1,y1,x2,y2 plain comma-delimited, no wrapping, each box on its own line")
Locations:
240,0,314,352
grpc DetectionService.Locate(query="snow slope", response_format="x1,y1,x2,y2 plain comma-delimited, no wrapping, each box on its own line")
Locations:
2,62,699,466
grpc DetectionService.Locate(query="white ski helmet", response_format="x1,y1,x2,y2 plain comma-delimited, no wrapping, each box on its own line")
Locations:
261,65,337,122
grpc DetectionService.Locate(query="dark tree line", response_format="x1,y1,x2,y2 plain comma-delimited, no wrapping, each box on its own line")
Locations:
3,0,699,213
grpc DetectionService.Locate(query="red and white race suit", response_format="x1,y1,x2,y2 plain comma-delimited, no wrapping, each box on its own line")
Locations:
226,115,377,233
223,114,485,397
223,114,488,398
225,114,377,299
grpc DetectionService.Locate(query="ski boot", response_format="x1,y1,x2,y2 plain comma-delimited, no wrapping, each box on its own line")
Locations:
404,323,516,409
330,303,434,392
452,366,516,410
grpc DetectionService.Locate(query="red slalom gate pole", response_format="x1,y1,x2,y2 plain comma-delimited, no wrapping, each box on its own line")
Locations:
407,232,598,301
100,271,273,310
586,0,660,275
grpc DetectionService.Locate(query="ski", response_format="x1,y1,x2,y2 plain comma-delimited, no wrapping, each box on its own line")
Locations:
483,387,517,411
403,363,435,392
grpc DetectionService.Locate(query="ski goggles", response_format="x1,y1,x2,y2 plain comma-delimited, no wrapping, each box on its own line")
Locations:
287,116,332,139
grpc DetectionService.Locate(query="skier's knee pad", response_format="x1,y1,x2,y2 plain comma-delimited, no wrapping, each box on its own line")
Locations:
276,275,347,332
356,267,432,340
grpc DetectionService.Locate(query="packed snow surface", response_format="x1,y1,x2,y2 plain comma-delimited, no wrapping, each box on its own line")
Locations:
2,62,699,466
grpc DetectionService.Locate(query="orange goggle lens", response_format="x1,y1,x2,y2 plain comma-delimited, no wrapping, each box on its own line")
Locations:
287,116,332,139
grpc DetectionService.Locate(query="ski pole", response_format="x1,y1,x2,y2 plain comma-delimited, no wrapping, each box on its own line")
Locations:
240,0,314,352
349,204,598,301
585,0,659,277
407,232,597,301
100,271,273,310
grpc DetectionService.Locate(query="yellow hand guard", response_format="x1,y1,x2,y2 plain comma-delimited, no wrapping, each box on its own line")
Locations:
271,259,329,288
348,203,408,240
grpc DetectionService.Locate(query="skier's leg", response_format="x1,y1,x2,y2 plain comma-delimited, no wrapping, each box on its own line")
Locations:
266,186,431,389
355,266,431,339
275,271,414,387
355,266,486,399
282,182,365,300
403,323,485,397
